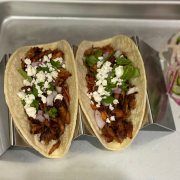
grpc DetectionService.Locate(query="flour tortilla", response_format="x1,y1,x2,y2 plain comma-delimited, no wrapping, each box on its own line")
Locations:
4,40,78,158
76,35,147,150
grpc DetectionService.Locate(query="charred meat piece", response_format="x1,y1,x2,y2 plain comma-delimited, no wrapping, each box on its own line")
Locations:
48,140,61,155
55,69,71,86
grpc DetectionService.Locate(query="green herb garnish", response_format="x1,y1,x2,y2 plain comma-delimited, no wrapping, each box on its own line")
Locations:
18,69,32,82
85,55,98,67
116,57,132,66
32,86,38,97
31,99,39,110
48,107,58,118
50,60,61,69
102,96,115,104
121,65,140,80
37,66,50,73
94,49,103,57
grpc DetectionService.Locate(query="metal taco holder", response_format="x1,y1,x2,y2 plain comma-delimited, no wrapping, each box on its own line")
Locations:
0,36,175,155
0,0,178,157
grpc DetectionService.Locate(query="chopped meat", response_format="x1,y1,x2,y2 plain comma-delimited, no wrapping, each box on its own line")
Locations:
48,140,61,155
86,74,96,92
21,47,71,154
55,69,71,86
84,45,136,144
52,49,64,59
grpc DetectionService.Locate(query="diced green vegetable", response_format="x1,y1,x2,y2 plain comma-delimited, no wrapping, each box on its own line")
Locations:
85,55,98,67
102,96,115,104
32,86,38,97
116,57,132,66
94,49,103,57
50,60,61,69
176,36,180,45
31,99,39,110
48,107,58,118
18,69,32,82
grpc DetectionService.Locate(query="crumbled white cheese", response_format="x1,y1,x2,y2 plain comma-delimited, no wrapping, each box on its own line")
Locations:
115,66,124,78
25,106,36,118
97,61,102,68
24,58,31,65
24,94,35,105
54,94,63,101
62,64,66,68
44,81,49,89
54,57,63,64
23,79,31,86
36,71,46,82
48,54,52,59
36,85,43,96
26,65,36,76
40,95,47,104
102,79,107,86
106,118,111,123
92,91,102,103
46,73,53,82
113,99,119,105
109,104,114,111
110,116,115,121
47,90,52,95
43,55,50,62
51,71,58,79
98,56,104,61
111,77,118,84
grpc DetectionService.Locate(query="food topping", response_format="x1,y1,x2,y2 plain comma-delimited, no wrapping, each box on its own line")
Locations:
84,45,140,143
17,47,71,154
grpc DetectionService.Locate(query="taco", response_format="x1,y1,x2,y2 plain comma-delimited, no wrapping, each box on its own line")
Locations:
76,35,146,150
4,40,78,158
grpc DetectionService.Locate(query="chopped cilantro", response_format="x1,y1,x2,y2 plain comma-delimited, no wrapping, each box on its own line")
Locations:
102,96,115,104
37,66,50,73
48,83,55,91
121,65,140,80
121,81,128,91
116,57,132,66
94,49,103,57
48,107,58,118
85,55,98,67
32,86,38,97
31,99,39,110
50,60,61,69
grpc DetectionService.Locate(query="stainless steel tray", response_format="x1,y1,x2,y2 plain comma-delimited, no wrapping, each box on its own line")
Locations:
0,1,178,156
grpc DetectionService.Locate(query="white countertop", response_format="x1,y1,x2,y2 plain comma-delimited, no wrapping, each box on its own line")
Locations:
0,0,180,180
